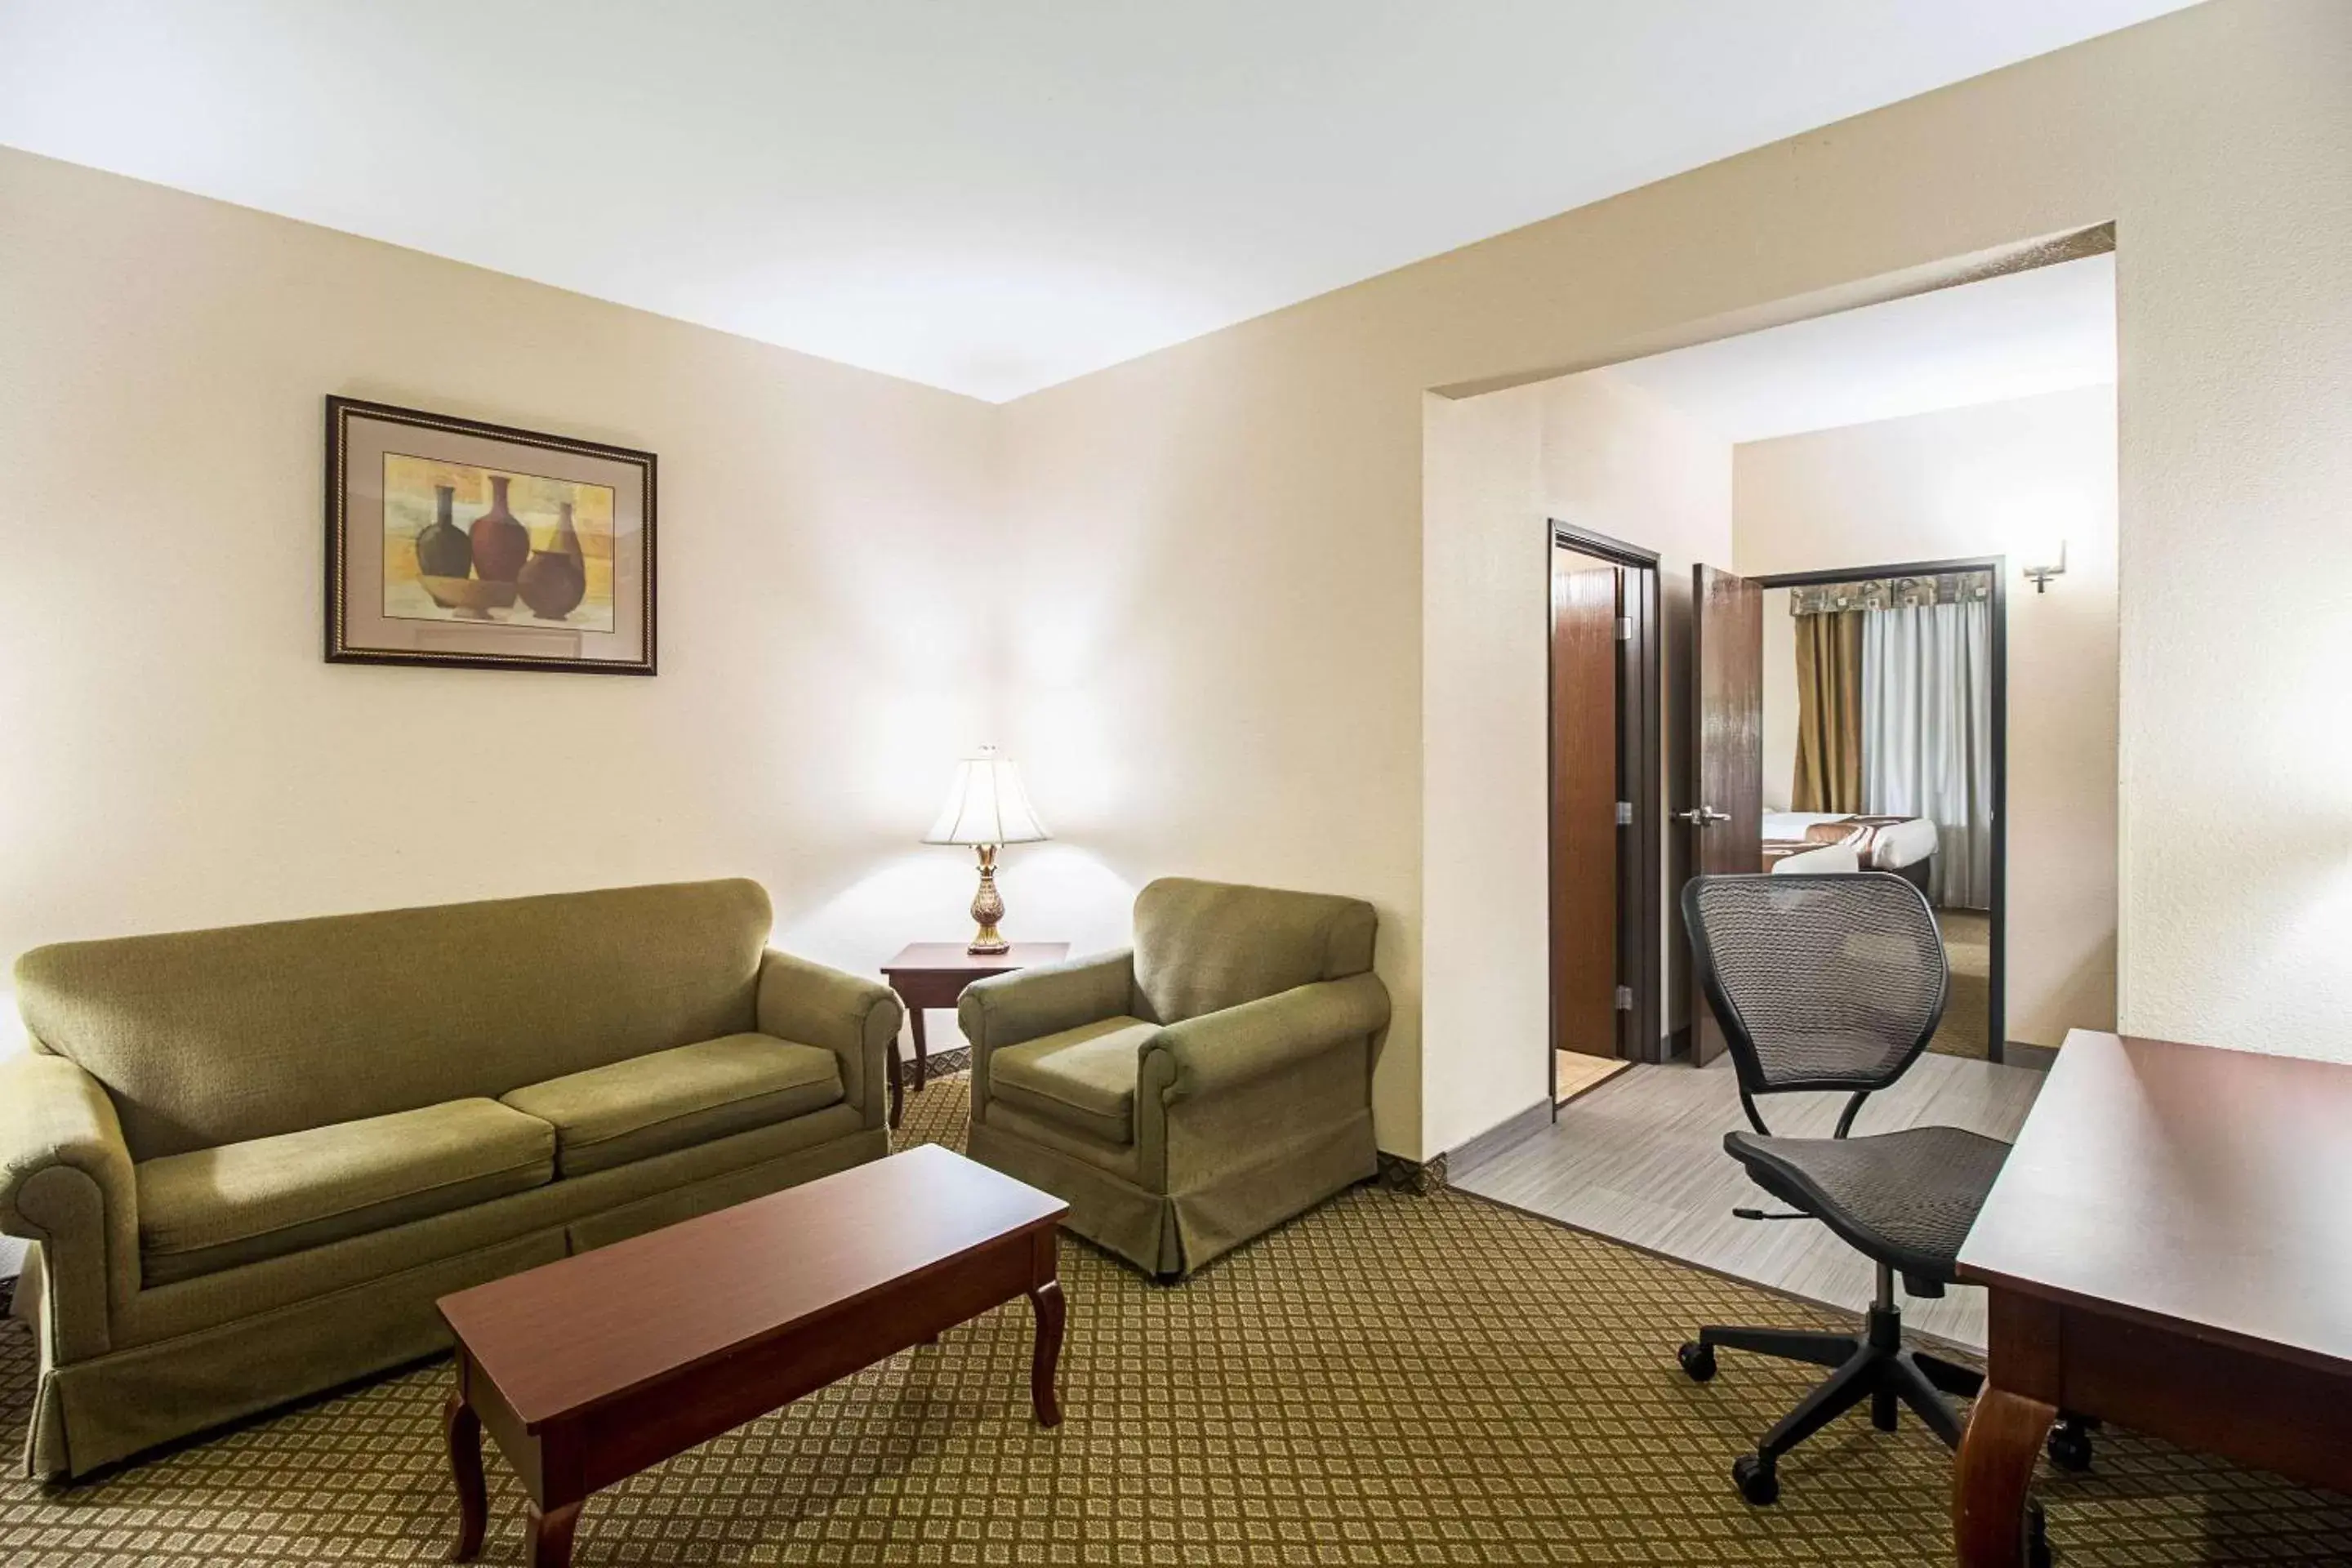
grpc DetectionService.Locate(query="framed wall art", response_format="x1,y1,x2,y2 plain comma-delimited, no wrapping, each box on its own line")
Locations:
325,396,657,675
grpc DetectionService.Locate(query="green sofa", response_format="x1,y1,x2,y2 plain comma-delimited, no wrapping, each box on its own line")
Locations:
0,879,900,1479
962,877,1390,1280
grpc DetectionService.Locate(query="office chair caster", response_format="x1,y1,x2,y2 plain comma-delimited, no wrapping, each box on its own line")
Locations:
1677,1342,1717,1382
2047,1414,2095,1472
1731,1453,1779,1506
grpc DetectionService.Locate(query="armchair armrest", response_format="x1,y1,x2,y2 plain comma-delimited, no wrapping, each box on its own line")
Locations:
756,951,905,1131
0,1052,137,1360
959,950,1136,1055
960,950,1136,1111
1143,973,1391,1103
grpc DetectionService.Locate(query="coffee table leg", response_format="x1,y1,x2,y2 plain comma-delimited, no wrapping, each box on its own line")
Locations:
1027,1278,1066,1428
443,1392,487,1562
526,1499,582,1568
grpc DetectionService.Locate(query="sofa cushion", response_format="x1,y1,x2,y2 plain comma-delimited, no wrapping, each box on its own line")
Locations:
501,1033,843,1177
136,1098,554,1285
989,1017,1158,1146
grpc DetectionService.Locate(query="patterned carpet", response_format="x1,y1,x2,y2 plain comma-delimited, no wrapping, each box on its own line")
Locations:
5,1076,2350,1565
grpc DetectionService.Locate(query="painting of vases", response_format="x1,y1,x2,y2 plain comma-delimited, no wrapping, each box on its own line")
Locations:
327,396,656,675
379,454,617,632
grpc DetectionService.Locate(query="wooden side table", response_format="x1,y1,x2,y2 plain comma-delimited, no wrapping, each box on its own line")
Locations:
880,942,1070,1129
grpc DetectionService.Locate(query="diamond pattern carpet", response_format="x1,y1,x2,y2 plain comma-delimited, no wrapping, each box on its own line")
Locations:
4,1075,2350,1564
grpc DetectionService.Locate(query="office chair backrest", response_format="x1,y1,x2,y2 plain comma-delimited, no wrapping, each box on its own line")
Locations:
1682,873,1947,1121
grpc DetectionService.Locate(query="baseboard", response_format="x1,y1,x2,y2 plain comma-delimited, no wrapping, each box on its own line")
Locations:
2001,1040,2059,1071
1446,1098,1552,1179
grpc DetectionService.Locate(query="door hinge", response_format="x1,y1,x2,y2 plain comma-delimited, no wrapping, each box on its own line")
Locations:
1615,616,1633,642
1615,800,1633,826
1615,986,1635,1012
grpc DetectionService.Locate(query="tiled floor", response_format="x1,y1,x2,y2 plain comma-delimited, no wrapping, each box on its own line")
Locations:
1451,1049,2044,1350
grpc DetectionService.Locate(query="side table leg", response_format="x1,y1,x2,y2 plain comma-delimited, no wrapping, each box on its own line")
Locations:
443,1392,487,1562
1955,1383,2056,1568
911,1004,929,1094
526,1499,582,1568
1027,1277,1066,1428
888,1032,904,1129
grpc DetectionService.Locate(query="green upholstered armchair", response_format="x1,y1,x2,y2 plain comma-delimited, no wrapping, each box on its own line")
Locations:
962,877,1390,1279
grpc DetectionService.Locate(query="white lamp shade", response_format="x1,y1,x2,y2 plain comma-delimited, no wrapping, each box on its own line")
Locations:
922,746,1049,846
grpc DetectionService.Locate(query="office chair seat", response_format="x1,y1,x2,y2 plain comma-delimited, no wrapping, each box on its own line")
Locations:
1726,1124,2011,1294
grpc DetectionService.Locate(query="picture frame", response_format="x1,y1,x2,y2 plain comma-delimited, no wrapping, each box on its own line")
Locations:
324,396,657,675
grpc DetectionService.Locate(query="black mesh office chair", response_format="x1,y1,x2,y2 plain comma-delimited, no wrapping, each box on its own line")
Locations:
1676,873,2091,1518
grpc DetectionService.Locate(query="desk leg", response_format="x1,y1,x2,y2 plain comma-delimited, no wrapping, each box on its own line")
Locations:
443,1391,486,1562
1955,1383,2055,1568
911,1004,929,1093
1027,1278,1065,1427
526,1499,582,1568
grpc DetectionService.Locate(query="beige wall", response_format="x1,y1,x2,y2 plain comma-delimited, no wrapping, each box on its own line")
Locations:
0,148,1004,1012
993,308,1430,1145
1735,387,2121,1048
1422,372,1730,1153
1000,0,2352,1157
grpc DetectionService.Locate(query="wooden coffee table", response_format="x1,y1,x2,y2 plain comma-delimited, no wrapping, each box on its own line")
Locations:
436,1145,1069,1567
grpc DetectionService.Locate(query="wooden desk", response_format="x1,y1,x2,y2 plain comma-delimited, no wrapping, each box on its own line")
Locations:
880,942,1070,1128
1953,1031,2352,1566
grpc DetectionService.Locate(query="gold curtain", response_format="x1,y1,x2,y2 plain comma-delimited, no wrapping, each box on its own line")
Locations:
1792,611,1864,813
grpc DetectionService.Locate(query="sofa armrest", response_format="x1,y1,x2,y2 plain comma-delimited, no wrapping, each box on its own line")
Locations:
960,950,1136,1112
1143,972,1391,1104
756,951,904,1132
0,1052,137,1361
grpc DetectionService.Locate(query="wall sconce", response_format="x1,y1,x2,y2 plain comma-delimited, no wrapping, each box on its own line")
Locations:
2024,541,2068,595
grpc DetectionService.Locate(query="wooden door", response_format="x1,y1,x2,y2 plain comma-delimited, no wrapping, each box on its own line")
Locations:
1550,547,1621,1062
1686,564,1763,1065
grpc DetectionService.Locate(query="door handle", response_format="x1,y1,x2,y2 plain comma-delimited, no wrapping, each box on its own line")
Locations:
1677,807,1731,827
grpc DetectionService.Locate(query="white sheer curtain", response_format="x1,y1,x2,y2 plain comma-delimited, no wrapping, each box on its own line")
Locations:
1861,601,1993,908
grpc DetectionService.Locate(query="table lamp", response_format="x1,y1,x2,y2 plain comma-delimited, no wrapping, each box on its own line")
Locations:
923,746,1050,954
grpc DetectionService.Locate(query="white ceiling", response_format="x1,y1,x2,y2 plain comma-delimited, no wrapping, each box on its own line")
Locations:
1601,253,2118,443
0,2,2191,403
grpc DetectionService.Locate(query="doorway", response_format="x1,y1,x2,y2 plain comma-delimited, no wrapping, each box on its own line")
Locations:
1686,556,2010,1061
1548,521,1661,1103
1446,237,2114,1351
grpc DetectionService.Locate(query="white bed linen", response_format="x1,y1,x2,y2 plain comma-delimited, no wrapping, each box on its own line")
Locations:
1769,840,1860,875
1762,812,1848,839
1864,816,1938,871
1759,812,1938,871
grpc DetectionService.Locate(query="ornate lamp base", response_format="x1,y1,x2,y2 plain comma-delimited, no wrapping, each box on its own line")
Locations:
967,844,1009,955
